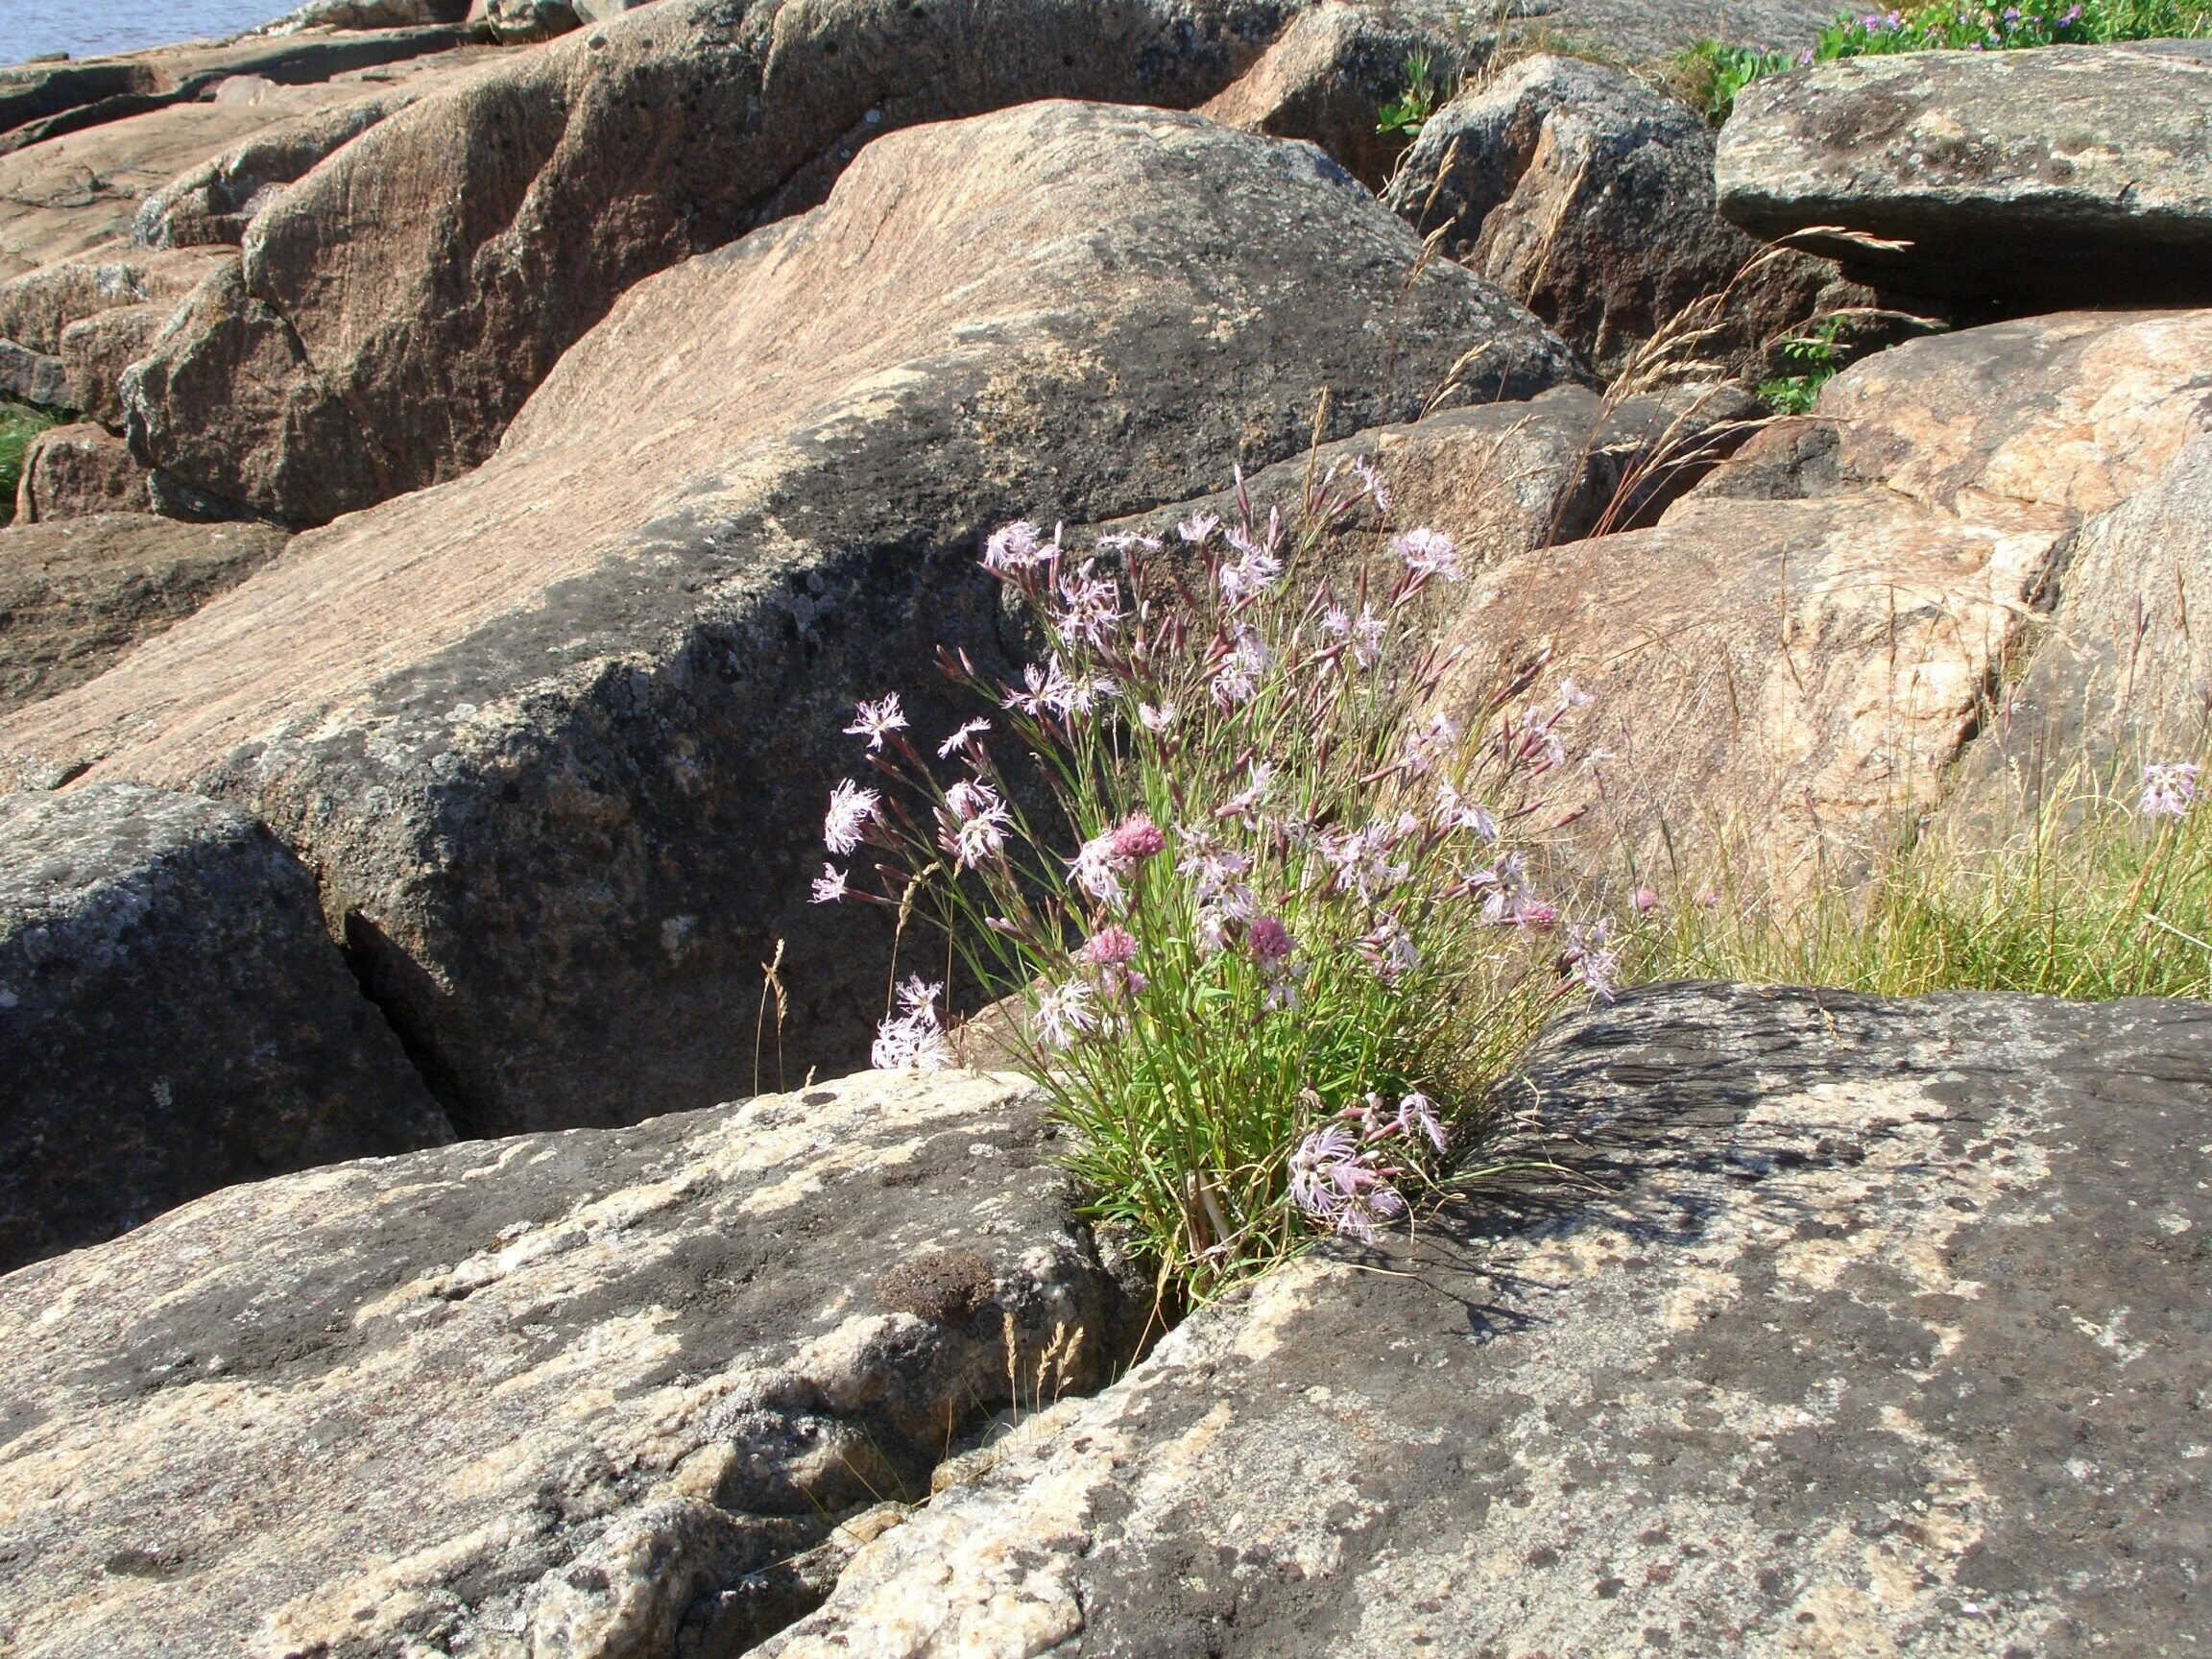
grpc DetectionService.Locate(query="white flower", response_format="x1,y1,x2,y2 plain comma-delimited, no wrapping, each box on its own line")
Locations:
824,780,880,855
1177,512,1221,545
982,520,1051,574
1352,456,1391,514
1217,761,1275,822
873,980,950,1070
845,693,908,752
1562,919,1620,1002
1356,914,1421,986
2142,759,2200,820
1030,980,1097,1051
1434,781,1498,840
1053,559,1124,648
939,780,1011,868
1394,527,1461,582
809,863,850,904
1137,701,1178,733
1069,830,1126,907
937,718,992,757
1218,518,1284,605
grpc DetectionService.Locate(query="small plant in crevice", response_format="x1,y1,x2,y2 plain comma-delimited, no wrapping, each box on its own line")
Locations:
1378,50,1443,140
0,400,61,526
1758,317,1847,415
805,454,1613,1302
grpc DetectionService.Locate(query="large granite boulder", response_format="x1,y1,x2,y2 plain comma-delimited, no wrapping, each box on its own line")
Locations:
767,982,2212,1657
0,244,229,356
1385,53,1844,378
121,0,1315,527
0,514,286,707
0,781,450,1274
1718,41,2212,304
1437,308,2212,883
1200,0,1476,191
0,101,1577,1138
1951,428,2212,814
1493,0,1839,60
0,1066,1132,1657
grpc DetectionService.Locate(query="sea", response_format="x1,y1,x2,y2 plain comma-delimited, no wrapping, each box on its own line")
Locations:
2,1,298,67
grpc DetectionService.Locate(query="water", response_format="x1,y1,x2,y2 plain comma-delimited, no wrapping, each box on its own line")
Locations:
1,1,298,67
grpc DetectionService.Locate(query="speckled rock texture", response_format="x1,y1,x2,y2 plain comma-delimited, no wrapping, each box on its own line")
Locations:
11,424,152,521
1439,308,2212,884
1201,0,1476,190
0,1067,1134,1657
0,100,1575,1140
766,982,2212,1658
120,0,1319,527
1718,41,2212,303
0,781,450,1274
0,515,287,709
1385,54,1845,378
1493,0,1839,60
0,245,229,357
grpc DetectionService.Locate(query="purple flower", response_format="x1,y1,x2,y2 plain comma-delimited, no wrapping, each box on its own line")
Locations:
2141,760,2200,821
1288,1122,1406,1241
1219,518,1285,605
1561,919,1621,1003
1248,915,1294,965
845,693,908,752
1434,781,1498,840
1394,1091,1448,1153
1177,512,1221,546
825,779,880,855
1109,812,1167,864
1631,885,1661,917
1352,456,1391,514
1053,559,1124,648
1394,527,1462,582
1357,915,1421,986
810,863,850,904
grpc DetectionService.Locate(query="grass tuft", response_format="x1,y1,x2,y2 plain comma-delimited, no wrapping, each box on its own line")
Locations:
0,401,61,527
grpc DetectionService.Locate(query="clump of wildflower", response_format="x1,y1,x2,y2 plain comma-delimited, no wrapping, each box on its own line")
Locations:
873,978,951,1072
810,863,850,905
799,445,1608,1295
2141,760,2200,822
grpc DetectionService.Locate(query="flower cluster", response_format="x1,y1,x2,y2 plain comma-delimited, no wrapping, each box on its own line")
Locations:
803,450,1607,1293
2141,759,2200,822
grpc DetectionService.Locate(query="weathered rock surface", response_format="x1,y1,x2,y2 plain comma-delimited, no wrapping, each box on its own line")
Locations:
268,0,476,29
0,24,473,152
473,0,588,41
1,101,1575,1137
124,0,1316,527
1719,41,2212,303
0,1066,1133,1656
12,423,152,521
131,46,507,251
0,781,450,1274
1441,308,2212,880
0,510,288,709
52,304,165,427
768,982,2212,1658
1953,429,2212,814
0,95,364,281
1386,53,1843,378
1201,0,1475,190
1495,0,1840,60
0,336,68,406
0,244,229,356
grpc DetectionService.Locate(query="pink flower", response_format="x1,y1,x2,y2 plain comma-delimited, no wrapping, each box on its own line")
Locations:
1631,886,1661,916
809,864,849,904
1109,812,1167,864
845,693,908,752
1248,915,1294,965
1080,926,1139,968
1394,527,1461,582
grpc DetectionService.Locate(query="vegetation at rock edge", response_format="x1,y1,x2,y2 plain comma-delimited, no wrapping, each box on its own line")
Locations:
0,401,60,525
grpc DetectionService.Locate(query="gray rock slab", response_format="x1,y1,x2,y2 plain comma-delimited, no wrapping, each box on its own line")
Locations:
767,982,2212,1657
0,780,451,1273
0,101,1576,1139
1718,41,2212,303
0,1067,1133,1658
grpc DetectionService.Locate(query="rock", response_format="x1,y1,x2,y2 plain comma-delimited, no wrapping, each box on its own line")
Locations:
1439,308,2212,880
0,243,229,354
766,982,2212,1658
55,303,166,425
0,1065,1135,1655
470,0,586,43
12,423,151,520
122,0,1312,527
1718,41,2212,305
1384,53,1844,378
0,25,475,153
1952,430,2212,814
2,100,1575,1138
0,781,451,1273
1200,0,1476,190
267,0,475,28
0,97,364,280
0,335,69,407
131,46,506,250
0,513,287,707
1496,0,1841,60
